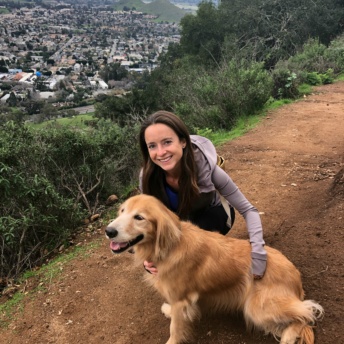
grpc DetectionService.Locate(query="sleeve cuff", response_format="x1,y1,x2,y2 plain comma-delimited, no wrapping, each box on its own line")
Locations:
251,252,267,276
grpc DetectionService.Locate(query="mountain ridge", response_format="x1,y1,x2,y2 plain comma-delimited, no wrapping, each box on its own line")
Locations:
113,0,188,22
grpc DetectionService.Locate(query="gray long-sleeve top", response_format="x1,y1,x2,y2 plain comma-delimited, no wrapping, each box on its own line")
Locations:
191,135,267,276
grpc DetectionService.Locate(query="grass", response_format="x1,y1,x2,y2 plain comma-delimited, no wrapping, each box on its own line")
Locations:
0,292,25,328
298,83,314,95
29,114,95,129
0,239,102,328
197,97,295,148
335,73,344,81
196,115,261,147
22,240,100,285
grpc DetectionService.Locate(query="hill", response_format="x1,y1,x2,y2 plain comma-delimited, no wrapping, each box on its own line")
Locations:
113,0,188,22
1,82,343,343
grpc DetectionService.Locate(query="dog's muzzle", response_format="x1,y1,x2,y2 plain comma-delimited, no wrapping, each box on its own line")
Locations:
105,226,144,254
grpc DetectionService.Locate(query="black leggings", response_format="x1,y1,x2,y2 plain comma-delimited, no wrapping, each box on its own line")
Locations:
189,205,235,236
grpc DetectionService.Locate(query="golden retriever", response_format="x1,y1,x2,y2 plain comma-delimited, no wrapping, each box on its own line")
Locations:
105,194,323,344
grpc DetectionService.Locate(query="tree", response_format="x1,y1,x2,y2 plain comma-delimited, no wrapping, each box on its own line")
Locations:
180,1,223,65
94,95,132,126
6,92,17,107
0,66,8,73
40,103,59,121
33,76,47,92
22,97,44,116
219,0,344,65
98,63,128,82
179,0,344,68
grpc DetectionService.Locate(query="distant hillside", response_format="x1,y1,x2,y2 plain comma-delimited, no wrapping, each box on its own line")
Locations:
113,0,188,22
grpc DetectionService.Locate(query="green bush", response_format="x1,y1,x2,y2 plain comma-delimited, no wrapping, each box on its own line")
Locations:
273,37,343,88
0,120,141,281
275,37,344,83
271,67,299,99
0,123,84,280
324,34,344,73
288,38,328,73
215,59,273,120
303,69,334,86
169,58,273,131
306,72,322,85
320,69,335,84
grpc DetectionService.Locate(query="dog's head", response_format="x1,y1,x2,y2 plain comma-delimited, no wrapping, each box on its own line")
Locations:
105,194,181,260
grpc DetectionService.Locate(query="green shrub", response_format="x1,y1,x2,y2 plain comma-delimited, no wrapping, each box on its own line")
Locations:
0,120,141,281
320,69,334,84
271,67,299,99
275,37,344,82
306,72,322,85
216,59,273,119
171,59,273,131
324,34,344,74
0,123,85,280
288,38,328,73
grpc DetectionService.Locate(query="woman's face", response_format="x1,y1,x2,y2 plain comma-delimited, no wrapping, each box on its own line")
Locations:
144,123,186,175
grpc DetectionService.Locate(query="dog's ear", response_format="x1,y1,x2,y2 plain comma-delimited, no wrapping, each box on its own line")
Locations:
155,206,181,260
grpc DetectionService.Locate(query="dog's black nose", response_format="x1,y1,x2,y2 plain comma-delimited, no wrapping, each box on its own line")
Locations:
105,227,118,239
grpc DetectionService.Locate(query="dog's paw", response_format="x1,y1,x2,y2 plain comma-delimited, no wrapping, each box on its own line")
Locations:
161,302,171,318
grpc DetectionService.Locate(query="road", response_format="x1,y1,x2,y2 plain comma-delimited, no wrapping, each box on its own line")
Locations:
72,105,95,114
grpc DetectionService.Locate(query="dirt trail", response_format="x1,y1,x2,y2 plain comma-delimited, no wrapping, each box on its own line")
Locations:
1,82,344,344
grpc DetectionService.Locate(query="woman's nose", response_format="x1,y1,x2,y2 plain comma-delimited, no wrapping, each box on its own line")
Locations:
156,145,166,156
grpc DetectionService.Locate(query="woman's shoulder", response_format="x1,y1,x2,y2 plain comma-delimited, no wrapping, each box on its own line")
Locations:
190,135,217,170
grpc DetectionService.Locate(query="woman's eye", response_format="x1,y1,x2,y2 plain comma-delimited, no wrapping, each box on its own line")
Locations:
134,214,144,220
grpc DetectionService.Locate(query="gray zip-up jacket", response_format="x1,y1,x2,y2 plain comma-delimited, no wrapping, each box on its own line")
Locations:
191,135,267,276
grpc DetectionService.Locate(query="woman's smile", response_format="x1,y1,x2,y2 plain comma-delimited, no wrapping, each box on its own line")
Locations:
158,155,172,163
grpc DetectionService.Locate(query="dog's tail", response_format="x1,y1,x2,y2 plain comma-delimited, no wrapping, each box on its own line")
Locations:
280,300,324,344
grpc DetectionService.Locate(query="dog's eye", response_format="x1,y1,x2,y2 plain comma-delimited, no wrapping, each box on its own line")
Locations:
134,214,144,221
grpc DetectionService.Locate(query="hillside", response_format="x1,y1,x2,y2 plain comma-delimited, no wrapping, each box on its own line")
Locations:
1,82,343,343
113,0,188,22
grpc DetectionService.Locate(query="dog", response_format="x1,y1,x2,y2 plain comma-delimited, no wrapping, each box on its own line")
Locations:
105,194,323,344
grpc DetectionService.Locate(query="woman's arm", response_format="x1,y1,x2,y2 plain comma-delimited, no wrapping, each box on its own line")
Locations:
212,166,267,277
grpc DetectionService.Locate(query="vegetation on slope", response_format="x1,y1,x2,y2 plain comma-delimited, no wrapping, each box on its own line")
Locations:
1,0,344,285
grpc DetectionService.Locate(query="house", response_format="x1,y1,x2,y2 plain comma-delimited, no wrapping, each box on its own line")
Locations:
39,91,55,100
0,93,10,103
97,80,108,89
8,69,23,75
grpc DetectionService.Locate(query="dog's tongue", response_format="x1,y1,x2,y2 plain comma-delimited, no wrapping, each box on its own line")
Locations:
110,241,127,251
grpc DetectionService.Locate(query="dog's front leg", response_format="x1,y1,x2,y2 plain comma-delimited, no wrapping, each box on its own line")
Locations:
165,298,200,344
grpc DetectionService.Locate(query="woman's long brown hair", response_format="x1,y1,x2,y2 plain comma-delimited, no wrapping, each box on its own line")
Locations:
139,111,199,219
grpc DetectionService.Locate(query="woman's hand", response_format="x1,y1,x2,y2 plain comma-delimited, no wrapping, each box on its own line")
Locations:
143,260,158,275
253,274,263,280
252,254,266,280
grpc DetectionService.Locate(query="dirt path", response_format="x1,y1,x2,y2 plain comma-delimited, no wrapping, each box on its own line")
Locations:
1,82,344,344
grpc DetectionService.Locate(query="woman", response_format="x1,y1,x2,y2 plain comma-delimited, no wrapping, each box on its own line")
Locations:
139,110,266,279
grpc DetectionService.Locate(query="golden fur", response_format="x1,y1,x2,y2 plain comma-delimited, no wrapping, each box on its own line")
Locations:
106,194,323,344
